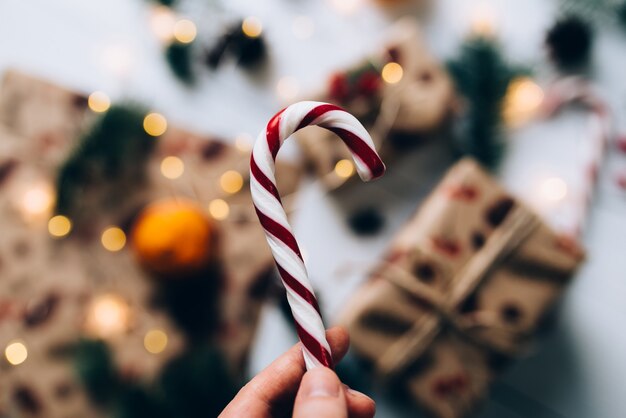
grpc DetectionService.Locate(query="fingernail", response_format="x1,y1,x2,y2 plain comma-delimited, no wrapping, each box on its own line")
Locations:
303,368,341,398
345,385,374,401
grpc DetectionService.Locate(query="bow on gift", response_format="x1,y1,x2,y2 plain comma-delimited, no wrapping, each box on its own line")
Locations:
354,204,553,377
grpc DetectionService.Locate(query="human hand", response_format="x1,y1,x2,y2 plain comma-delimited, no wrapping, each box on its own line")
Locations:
219,327,376,418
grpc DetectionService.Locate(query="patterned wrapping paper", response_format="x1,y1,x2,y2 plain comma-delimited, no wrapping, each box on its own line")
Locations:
0,71,301,417
338,159,585,418
296,19,455,191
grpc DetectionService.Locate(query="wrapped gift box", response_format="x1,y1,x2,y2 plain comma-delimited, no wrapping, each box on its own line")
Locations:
296,19,455,191
0,71,301,417
339,158,585,418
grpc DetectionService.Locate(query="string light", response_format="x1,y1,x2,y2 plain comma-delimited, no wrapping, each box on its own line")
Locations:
242,17,263,38
101,226,126,252
173,19,197,44
48,215,72,238
503,77,544,126
327,0,361,15
276,76,299,101
334,159,355,178
144,329,168,354
160,156,185,179
292,16,315,40
208,199,230,220
19,183,54,219
235,133,253,152
5,340,28,366
149,5,176,42
540,177,568,202
220,170,244,194
381,62,403,84
143,112,167,137
88,91,111,113
85,294,131,338
470,2,496,36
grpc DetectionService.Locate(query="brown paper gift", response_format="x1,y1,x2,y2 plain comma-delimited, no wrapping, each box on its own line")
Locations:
296,19,455,190
339,158,585,418
0,70,300,417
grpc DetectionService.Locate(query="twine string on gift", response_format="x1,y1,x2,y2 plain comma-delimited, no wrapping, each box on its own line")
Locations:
250,101,385,370
372,205,541,376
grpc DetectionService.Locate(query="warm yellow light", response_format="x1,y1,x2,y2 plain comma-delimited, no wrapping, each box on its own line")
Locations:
20,183,54,218
292,16,315,40
208,199,230,220
5,341,28,365
503,77,544,126
173,19,197,44
220,171,244,194
235,133,253,152
88,91,111,113
334,159,355,178
242,17,263,38
160,156,185,179
48,215,72,237
149,5,176,42
540,177,568,202
143,113,168,137
85,294,130,338
381,62,403,84
144,329,168,354
276,76,299,101
470,3,496,36
327,0,361,15
101,227,126,252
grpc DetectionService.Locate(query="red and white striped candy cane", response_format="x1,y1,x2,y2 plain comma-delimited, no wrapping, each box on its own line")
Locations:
250,101,385,369
541,76,611,237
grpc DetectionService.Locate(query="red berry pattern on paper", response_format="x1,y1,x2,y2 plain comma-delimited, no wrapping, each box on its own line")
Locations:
432,373,469,398
444,184,479,201
430,237,462,257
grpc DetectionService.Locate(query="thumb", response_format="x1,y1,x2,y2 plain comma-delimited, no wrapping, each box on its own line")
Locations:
293,367,348,418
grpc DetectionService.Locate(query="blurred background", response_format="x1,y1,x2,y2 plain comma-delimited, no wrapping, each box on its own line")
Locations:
1,0,626,417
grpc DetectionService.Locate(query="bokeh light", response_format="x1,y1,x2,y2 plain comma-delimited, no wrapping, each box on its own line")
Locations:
160,156,185,179
208,199,230,221
5,341,28,366
503,77,544,126
381,62,403,84
144,329,168,354
220,170,244,194
149,5,176,42
85,294,131,338
48,215,72,237
144,112,168,137
173,19,197,44
334,159,355,178
235,133,253,152
88,91,111,113
540,177,568,202
101,226,127,252
242,17,263,38
20,183,54,219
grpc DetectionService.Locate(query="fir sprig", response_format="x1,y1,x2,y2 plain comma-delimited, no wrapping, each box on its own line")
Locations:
447,36,526,169
55,104,155,216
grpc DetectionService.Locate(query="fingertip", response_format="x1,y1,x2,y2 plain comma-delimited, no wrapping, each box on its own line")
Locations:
344,385,376,418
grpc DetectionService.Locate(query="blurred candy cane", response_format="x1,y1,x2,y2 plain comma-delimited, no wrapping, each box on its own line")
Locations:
541,76,611,237
250,101,385,369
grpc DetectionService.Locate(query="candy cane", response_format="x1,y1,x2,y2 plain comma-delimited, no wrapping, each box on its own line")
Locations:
250,101,385,369
541,76,611,237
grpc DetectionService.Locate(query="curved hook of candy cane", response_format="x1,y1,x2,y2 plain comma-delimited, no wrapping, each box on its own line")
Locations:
250,101,385,370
